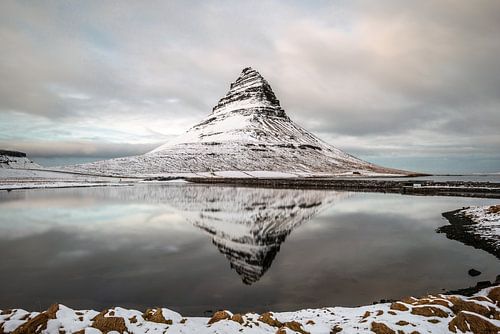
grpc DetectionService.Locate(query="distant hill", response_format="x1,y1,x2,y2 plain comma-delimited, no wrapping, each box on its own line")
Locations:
0,150,40,169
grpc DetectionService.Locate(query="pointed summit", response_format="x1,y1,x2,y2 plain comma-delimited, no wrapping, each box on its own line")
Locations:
212,67,287,118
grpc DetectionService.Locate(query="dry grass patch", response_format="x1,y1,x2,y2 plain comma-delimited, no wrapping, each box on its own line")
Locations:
488,286,500,306
231,313,244,324
207,310,231,325
487,205,500,214
12,304,58,334
258,312,282,327
143,308,173,325
91,310,127,334
370,321,395,334
448,311,500,334
410,306,449,318
390,303,408,312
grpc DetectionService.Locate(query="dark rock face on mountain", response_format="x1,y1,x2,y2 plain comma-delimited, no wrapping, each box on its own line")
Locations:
66,67,408,177
211,67,287,118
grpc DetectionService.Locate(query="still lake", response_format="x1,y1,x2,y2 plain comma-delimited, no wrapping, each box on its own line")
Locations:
0,184,498,315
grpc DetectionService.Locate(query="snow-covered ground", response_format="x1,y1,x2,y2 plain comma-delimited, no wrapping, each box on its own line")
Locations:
1,285,499,334
0,167,134,190
460,205,500,252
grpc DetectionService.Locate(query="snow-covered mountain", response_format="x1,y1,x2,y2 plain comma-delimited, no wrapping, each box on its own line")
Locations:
66,67,407,177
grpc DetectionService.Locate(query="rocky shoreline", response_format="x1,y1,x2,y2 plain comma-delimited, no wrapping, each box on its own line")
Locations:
1,285,499,334
186,177,500,199
439,205,500,259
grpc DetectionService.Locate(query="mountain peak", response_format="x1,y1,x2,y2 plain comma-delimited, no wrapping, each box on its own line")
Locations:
212,67,287,118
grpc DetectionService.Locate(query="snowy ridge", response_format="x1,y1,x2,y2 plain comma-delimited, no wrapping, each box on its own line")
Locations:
64,67,408,177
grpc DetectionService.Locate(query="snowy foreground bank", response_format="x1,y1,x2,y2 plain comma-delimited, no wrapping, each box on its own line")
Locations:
2,286,500,334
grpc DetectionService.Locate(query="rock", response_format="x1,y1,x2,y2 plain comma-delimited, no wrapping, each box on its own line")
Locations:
476,280,492,289
330,325,342,333
468,268,481,277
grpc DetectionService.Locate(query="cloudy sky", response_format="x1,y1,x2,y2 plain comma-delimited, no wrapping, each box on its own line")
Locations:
1,1,499,173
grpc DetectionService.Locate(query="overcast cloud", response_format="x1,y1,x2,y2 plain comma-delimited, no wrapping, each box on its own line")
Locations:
1,0,499,173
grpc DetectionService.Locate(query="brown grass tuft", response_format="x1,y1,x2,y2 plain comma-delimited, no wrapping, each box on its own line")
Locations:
487,205,500,214
207,310,231,325
448,296,491,317
12,304,59,334
258,312,282,327
143,308,173,325
231,313,244,324
410,306,448,318
390,303,409,312
282,321,309,334
91,310,127,333
487,286,500,306
448,311,500,334
370,321,395,334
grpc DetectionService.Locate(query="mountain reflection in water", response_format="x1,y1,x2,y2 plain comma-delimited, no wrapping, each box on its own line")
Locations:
158,186,347,284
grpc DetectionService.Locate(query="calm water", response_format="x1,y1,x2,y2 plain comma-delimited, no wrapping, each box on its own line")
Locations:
0,185,498,315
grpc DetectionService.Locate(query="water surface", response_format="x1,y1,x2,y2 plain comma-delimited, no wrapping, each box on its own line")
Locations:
0,185,498,315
